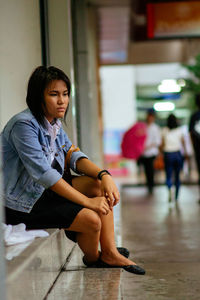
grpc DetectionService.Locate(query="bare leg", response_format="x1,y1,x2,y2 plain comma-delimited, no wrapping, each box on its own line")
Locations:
99,210,136,266
66,207,101,262
72,176,137,266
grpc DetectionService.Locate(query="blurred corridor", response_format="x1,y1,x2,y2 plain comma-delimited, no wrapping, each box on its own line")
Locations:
45,184,200,300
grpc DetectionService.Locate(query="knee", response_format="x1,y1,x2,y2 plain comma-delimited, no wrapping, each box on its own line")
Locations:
90,178,102,197
87,211,101,232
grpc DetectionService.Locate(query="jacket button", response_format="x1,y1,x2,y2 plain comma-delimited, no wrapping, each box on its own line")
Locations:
55,153,58,157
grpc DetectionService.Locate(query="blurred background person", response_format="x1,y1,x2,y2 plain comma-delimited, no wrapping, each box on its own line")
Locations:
138,109,161,195
189,94,200,204
180,125,193,182
161,114,187,202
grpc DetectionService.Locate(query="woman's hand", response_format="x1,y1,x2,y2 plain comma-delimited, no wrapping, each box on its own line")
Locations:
87,196,110,215
75,158,120,210
100,175,120,209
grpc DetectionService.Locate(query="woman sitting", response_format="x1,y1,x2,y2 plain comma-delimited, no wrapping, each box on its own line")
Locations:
1,66,145,275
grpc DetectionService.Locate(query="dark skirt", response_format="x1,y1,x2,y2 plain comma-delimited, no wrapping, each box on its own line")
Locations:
5,174,83,242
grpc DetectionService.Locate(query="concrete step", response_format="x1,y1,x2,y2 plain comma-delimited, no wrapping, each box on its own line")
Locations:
5,201,122,300
6,229,75,300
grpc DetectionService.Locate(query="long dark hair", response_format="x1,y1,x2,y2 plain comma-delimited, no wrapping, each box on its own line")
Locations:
26,66,71,125
167,113,178,130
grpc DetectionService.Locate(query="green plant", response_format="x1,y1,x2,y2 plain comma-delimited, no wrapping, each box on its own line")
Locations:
182,54,200,94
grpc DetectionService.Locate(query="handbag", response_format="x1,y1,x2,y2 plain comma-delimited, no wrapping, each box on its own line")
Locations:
154,153,164,170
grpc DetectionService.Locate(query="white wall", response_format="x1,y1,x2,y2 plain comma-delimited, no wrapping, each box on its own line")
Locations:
100,65,137,130
135,63,190,85
100,65,137,175
0,0,42,129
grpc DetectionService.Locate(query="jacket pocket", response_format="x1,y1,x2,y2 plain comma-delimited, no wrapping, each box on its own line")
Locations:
8,171,32,200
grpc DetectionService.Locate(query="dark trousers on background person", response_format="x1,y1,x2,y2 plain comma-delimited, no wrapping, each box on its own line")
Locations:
193,146,200,202
138,156,156,194
164,151,183,200
192,140,200,186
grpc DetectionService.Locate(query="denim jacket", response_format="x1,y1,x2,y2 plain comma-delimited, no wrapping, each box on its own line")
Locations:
0,109,88,213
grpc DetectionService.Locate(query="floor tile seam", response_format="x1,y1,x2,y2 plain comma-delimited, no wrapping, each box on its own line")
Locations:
145,260,200,262
63,266,124,272
62,267,86,272
42,244,77,300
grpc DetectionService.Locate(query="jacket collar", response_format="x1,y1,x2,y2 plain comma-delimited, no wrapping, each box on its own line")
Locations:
40,118,62,137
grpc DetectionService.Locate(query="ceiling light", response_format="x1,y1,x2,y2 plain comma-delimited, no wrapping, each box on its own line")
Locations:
158,79,181,93
153,102,175,112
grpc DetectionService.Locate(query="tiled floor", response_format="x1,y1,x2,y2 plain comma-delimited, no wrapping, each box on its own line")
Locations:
47,185,200,300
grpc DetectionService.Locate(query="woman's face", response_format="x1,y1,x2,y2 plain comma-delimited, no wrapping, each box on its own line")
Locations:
147,114,155,124
43,80,69,122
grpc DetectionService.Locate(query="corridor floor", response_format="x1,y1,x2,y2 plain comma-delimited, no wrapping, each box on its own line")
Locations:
47,185,200,300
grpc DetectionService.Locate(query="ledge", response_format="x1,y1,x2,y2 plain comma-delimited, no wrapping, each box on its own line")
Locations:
6,229,75,300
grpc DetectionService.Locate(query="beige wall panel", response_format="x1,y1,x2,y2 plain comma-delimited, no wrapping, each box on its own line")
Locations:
129,39,200,65
129,40,185,65
0,0,42,129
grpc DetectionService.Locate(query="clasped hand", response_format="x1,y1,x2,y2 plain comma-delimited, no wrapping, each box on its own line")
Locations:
100,175,120,210
87,175,120,215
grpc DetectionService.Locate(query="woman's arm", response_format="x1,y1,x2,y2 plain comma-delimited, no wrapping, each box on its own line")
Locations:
76,158,101,178
50,178,110,215
76,158,120,208
10,121,62,188
159,137,165,152
181,136,188,158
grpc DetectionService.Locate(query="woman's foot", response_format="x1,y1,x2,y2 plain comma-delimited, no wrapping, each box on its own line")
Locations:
83,248,146,275
83,248,145,275
83,247,129,266
100,249,135,267
99,250,145,275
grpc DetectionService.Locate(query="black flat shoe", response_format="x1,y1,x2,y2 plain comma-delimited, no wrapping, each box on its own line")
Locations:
83,247,129,267
117,247,130,258
123,265,145,275
83,256,145,275
96,259,146,275
82,256,100,267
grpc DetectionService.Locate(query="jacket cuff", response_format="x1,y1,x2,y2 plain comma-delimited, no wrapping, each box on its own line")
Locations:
70,151,89,172
38,169,62,188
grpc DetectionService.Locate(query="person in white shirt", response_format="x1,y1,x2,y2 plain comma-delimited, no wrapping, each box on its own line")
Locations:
161,114,187,202
138,109,161,194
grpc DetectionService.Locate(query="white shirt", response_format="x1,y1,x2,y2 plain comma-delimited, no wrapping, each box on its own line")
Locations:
43,118,62,163
143,123,161,157
162,127,183,152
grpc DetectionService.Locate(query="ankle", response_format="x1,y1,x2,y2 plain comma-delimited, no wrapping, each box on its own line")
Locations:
101,248,119,258
84,251,100,263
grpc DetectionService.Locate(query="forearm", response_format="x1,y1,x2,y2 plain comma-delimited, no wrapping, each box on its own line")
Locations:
50,177,110,215
182,137,188,156
160,138,164,152
50,178,89,207
76,158,102,178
